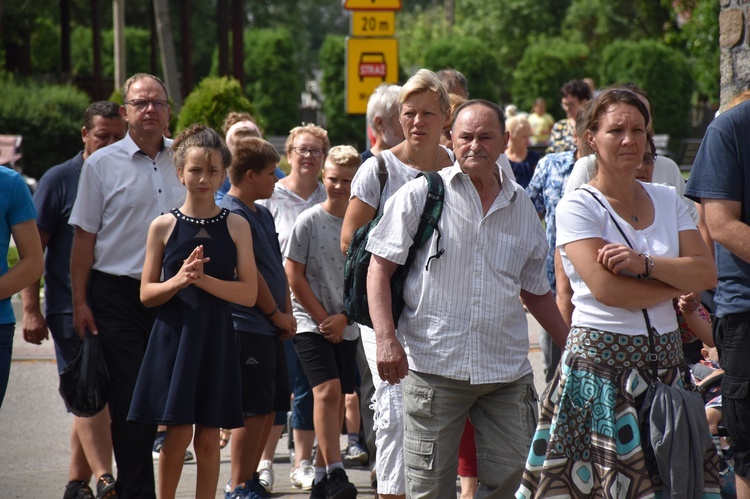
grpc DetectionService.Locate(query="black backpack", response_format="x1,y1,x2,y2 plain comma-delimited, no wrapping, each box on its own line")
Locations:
344,154,445,328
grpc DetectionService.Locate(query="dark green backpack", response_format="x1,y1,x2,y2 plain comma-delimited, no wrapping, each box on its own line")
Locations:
344,155,445,328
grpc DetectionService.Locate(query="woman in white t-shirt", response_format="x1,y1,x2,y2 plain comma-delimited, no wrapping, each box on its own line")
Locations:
517,88,720,498
340,68,455,499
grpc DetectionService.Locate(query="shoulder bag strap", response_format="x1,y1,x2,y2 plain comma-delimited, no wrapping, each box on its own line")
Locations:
578,187,660,381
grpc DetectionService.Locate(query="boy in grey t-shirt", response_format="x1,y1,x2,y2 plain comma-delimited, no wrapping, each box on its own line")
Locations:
285,146,361,499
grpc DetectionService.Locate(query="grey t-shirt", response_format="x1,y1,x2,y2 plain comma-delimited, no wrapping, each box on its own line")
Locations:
285,204,359,340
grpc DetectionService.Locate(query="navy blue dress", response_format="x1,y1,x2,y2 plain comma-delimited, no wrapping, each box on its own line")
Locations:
128,208,243,429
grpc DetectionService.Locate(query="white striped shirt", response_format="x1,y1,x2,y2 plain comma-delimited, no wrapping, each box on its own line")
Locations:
367,163,550,384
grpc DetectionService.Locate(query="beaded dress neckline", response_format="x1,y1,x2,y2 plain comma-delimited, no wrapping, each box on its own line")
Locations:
171,207,229,225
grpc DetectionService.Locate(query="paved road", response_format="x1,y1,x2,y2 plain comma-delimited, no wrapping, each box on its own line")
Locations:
0,300,548,498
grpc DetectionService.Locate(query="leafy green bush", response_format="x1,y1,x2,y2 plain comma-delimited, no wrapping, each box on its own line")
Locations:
599,39,693,139
511,38,591,120
176,76,257,134
0,77,90,179
7,246,19,268
424,37,501,103
244,28,302,136
319,35,366,152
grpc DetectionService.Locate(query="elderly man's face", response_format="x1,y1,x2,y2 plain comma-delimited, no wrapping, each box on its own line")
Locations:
452,104,509,175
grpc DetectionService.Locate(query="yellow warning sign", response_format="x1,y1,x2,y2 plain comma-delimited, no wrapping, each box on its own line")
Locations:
345,37,399,114
351,11,395,37
343,0,402,11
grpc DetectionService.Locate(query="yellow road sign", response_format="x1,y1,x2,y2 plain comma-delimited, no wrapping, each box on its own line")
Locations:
352,11,395,37
346,37,398,114
343,0,402,11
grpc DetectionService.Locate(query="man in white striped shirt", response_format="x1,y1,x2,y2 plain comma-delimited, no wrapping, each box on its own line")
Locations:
366,99,568,498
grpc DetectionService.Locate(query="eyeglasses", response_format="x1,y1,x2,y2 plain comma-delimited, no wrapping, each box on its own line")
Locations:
292,147,324,157
643,152,657,166
124,99,169,112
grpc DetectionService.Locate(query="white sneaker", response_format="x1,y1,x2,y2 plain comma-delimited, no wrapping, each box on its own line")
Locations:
257,459,274,492
289,459,315,490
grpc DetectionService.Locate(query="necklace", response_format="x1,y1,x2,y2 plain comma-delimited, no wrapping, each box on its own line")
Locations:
592,178,639,223
183,204,219,220
404,146,440,171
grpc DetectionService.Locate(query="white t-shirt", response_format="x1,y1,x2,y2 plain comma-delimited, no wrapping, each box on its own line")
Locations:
564,153,698,224
257,182,327,255
350,147,513,215
556,182,696,336
285,205,359,340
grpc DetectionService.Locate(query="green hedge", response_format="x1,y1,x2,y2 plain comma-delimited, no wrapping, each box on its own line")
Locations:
244,28,302,136
511,38,591,120
176,76,257,134
0,77,90,179
599,39,693,139
424,37,501,103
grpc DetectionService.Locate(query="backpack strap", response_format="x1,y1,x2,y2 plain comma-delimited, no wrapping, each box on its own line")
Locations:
410,171,445,271
375,154,388,209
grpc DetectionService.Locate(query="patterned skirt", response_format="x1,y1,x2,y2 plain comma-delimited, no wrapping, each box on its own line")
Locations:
516,327,721,499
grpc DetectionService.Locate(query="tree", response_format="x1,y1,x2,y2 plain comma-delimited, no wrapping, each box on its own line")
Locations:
244,28,302,135
0,77,90,179
176,76,257,134
424,37,501,102
675,0,720,105
512,38,591,119
600,39,694,139
319,35,365,151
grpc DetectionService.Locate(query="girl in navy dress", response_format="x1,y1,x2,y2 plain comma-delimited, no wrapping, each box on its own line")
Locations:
128,124,258,499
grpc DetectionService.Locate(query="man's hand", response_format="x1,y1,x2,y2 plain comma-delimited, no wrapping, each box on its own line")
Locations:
22,309,48,345
73,304,98,339
376,336,408,385
319,314,347,344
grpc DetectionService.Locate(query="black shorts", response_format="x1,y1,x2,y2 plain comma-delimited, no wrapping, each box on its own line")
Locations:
293,333,359,394
715,312,750,478
236,331,290,417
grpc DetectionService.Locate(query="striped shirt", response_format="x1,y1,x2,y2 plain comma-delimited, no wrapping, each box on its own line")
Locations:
367,163,550,384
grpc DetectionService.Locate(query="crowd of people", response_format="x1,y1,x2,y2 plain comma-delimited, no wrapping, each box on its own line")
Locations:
1,67,749,499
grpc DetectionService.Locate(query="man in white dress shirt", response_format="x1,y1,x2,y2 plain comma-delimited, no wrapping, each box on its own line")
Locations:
69,73,184,499
366,99,569,498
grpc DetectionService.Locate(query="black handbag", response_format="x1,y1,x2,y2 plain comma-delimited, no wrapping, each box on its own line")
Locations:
58,330,109,417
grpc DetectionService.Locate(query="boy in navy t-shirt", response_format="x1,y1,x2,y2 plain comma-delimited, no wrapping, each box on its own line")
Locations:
219,137,296,498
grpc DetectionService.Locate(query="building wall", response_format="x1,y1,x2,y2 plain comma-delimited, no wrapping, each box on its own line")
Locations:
720,0,750,109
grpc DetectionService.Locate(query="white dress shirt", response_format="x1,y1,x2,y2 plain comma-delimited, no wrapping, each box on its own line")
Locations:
367,163,550,384
69,133,185,279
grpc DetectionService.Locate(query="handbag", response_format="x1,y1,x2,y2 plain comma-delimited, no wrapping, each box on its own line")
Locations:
58,329,110,417
580,187,712,497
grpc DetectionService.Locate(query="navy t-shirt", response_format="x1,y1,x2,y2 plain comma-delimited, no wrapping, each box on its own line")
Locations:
219,194,287,335
509,149,541,189
33,152,84,315
685,100,750,317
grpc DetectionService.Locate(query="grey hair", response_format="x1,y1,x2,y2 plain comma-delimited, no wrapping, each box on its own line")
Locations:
366,84,401,130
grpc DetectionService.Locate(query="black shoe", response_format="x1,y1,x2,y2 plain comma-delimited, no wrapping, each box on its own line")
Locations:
309,475,327,499
63,481,94,499
96,474,117,499
326,468,357,499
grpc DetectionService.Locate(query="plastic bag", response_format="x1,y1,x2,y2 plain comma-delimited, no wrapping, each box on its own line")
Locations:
58,330,109,417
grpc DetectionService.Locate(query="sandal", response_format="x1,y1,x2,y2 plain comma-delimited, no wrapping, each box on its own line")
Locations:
96,473,117,499
219,428,232,449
